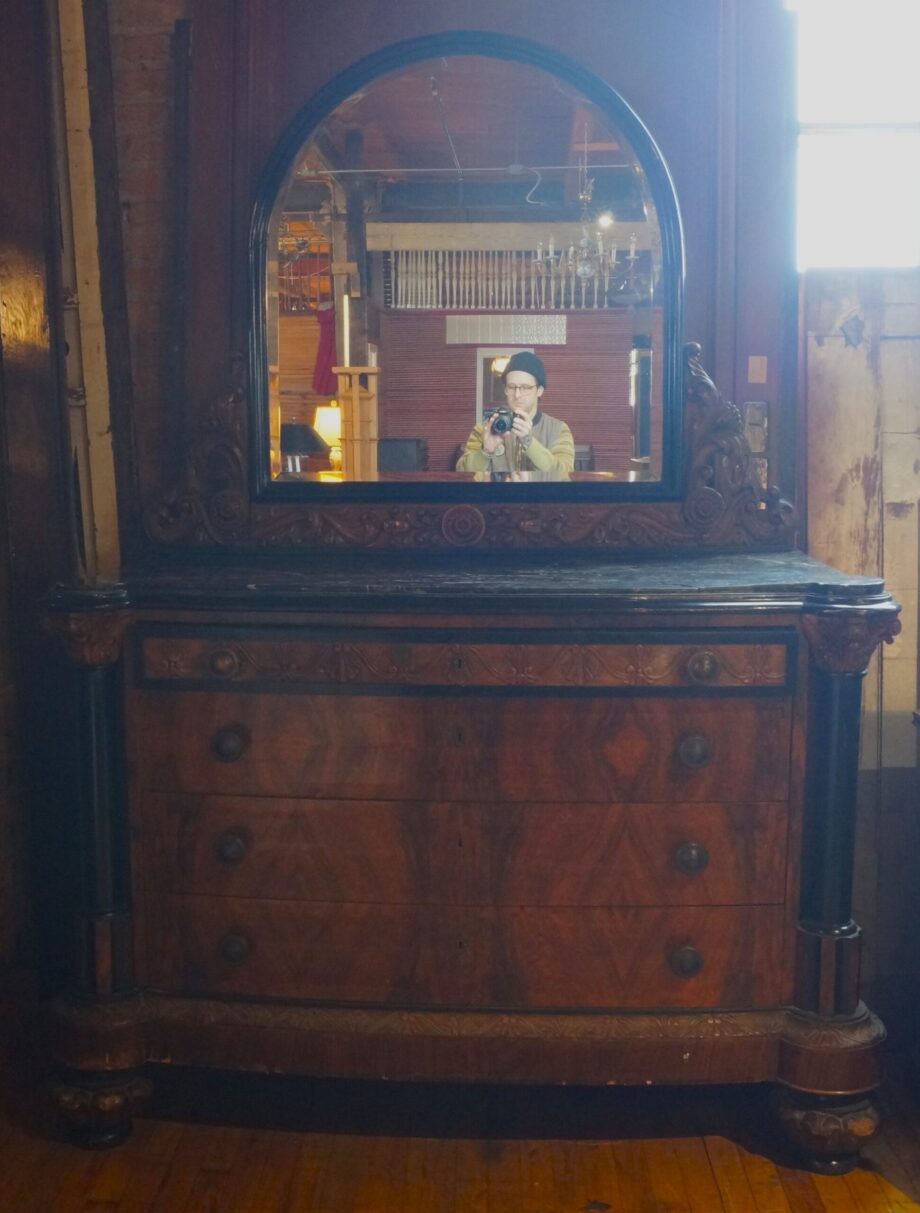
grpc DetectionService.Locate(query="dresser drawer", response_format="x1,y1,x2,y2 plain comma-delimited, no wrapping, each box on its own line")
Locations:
142,794,787,907
146,896,785,1010
137,627,792,693
132,691,792,804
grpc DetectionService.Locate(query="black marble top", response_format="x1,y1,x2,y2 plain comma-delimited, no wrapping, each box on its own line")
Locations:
86,550,893,616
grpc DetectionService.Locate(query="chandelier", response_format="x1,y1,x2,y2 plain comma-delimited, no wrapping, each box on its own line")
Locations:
533,126,639,290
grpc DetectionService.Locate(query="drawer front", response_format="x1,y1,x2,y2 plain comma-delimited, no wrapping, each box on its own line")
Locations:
147,896,785,1010
138,628,791,693
132,691,792,804
143,794,787,907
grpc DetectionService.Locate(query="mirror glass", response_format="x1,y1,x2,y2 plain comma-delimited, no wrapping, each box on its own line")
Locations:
263,53,668,486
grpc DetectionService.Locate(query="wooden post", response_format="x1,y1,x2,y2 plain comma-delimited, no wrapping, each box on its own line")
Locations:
333,366,379,480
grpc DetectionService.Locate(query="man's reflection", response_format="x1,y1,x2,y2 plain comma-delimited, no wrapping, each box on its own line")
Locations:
455,352,575,482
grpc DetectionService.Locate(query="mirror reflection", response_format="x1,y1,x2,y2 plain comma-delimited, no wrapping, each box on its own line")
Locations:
266,54,664,484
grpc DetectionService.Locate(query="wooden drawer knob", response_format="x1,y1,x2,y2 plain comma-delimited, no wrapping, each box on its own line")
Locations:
218,932,252,965
678,734,712,769
669,945,704,979
212,831,249,866
686,649,721,684
673,842,710,874
210,724,250,763
209,649,240,677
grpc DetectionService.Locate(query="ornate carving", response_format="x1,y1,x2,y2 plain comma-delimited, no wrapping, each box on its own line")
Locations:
772,1088,880,1175
51,1070,152,1148
44,610,131,667
802,606,902,674
143,346,798,552
779,1004,884,1050
441,504,487,546
143,355,251,546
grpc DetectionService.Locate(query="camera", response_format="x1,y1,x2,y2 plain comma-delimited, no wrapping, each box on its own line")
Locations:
486,405,517,434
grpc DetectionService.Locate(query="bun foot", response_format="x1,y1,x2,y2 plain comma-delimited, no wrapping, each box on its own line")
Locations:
772,1088,880,1174
51,1070,152,1149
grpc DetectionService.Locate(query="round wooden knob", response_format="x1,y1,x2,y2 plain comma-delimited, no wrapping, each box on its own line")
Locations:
674,842,710,874
218,932,252,965
686,649,721,684
678,734,712,769
212,831,248,866
210,724,250,763
670,945,704,978
209,649,240,677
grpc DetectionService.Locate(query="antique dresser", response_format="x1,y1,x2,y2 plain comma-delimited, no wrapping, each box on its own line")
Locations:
44,22,900,1177
46,348,900,1174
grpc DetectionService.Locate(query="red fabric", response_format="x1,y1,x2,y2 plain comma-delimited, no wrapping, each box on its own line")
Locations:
312,305,337,394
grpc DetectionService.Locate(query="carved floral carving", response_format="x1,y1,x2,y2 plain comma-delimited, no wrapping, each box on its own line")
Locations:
44,610,131,667
142,346,798,552
772,1089,881,1171
802,608,902,674
51,1072,152,1145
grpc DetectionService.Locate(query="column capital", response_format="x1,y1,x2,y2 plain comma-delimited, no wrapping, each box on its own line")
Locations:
802,604,901,675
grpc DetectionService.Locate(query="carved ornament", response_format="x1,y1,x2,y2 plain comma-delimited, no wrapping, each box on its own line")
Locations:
51,1072,152,1140
802,607,902,675
143,346,798,553
772,1089,881,1168
44,610,132,667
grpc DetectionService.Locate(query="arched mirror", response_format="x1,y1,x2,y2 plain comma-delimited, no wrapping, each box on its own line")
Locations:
251,34,684,501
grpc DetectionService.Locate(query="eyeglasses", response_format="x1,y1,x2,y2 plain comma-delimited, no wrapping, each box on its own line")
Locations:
504,382,538,395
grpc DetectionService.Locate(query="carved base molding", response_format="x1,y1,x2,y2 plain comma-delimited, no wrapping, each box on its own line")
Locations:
52,993,885,1094
143,346,798,552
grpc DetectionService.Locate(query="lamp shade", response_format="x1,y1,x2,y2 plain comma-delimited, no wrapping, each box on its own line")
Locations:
313,403,342,447
280,422,328,456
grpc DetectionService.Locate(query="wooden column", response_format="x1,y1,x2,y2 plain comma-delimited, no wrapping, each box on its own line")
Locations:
334,366,379,480
45,585,150,1148
796,604,902,1015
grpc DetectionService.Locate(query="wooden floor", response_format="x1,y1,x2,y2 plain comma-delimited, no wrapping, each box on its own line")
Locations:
5,1007,920,1210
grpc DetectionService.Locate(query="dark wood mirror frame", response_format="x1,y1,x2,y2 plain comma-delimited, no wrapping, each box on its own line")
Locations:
142,29,797,555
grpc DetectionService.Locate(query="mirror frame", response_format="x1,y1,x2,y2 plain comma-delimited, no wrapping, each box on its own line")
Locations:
248,30,685,504
142,29,796,555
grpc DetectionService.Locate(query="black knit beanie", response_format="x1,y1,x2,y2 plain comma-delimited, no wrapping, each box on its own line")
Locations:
501,351,547,388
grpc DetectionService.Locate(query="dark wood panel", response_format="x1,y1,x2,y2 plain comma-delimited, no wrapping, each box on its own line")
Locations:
147,896,785,1010
132,691,792,804
143,794,788,907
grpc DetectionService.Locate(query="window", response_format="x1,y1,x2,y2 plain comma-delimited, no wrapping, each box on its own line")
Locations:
790,0,920,269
